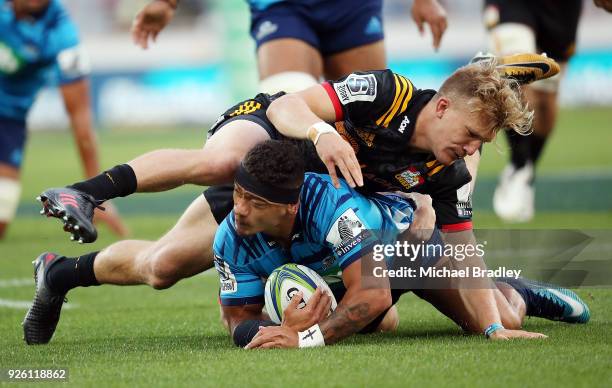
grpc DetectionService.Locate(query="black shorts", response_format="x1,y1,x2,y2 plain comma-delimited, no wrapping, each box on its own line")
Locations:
484,0,582,62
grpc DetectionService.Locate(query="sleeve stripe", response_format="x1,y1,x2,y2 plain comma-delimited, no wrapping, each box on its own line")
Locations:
382,75,411,127
440,221,473,232
398,78,414,116
375,74,403,126
322,82,344,121
377,75,409,127
427,165,445,176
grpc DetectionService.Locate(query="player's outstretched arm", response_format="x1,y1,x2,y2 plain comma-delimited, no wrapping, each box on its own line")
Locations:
411,0,448,50
441,229,546,340
246,259,391,349
267,88,363,188
132,0,178,49
59,79,129,238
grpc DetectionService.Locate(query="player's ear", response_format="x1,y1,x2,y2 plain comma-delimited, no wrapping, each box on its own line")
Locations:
435,96,449,119
287,202,299,215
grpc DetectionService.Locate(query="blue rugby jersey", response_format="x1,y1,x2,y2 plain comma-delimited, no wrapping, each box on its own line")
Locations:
0,0,88,120
213,173,414,306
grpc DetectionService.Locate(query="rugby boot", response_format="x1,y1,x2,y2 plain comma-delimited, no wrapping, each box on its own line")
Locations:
471,52,560,85
22,253,68,345
493,162,534,223
498,277,590,324
38,187,103,243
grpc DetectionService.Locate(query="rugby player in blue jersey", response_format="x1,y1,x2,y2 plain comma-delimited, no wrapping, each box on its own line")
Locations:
25,58,588,346
131,0,447,93
214,140,549,348
0,0,126,239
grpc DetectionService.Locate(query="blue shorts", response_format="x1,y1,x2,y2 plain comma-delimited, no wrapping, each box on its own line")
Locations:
0,117,27,169
250,0,384,56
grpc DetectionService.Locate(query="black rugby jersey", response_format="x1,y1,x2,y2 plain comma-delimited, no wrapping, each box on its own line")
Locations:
321,70,473,231
208,70,473,231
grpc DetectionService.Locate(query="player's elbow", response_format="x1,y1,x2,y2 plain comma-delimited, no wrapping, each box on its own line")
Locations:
366,288,393,317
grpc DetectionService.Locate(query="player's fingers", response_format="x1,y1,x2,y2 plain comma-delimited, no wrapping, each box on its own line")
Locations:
324,160,340,188
314,292,332,320
334,158,356,188
430,22,443,50
414,15,425,35
305,288,322,311
245,332,272,349
288,291,304,310
348,153,363,186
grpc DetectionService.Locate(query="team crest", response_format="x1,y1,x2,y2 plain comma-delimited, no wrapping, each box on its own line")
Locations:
395,167,424,189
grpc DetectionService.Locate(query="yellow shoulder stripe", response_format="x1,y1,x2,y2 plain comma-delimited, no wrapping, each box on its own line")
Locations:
375,74,405,127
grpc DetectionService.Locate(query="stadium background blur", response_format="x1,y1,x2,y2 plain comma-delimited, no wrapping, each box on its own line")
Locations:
22,0,612,218
2,1,611,386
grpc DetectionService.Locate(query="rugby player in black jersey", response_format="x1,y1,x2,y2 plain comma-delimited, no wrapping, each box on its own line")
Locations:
25,56,589,346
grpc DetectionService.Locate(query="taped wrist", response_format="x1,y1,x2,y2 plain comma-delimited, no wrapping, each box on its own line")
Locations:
232,319,277,347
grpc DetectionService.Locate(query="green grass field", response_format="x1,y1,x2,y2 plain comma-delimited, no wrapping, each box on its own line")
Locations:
1,108,611,387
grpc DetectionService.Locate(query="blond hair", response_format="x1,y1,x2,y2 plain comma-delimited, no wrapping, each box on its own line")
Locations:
438,60,533,136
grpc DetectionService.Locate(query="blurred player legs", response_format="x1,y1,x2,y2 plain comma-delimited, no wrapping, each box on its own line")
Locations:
483,0,582,222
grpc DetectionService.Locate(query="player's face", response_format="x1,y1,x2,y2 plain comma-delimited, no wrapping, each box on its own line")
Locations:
232,184,291,236
429,97,494,165
14,0,50,15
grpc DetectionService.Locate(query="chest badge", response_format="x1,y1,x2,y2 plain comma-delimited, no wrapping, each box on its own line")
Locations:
395,167,424,189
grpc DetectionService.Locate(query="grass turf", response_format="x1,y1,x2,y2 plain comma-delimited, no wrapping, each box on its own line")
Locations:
1,107,612,387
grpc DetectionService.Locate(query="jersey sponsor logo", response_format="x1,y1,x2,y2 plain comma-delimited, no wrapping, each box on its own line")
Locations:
229,100,262,117
455,183,473,218
395,167,424,190
0,42,21,74
57,45,90,78
255,20,278,40
333,74,377,104
398,115,410,134
214,255,237,293
326,209,370,258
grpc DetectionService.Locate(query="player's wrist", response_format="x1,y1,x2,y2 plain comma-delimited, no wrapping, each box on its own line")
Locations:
298,324,325,348
484,322,505,338
306,122,340,145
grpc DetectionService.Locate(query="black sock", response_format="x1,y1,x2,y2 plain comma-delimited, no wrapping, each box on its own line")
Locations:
46,252,100,294
69,164,137,202
528,134,547,165
505,130,531,169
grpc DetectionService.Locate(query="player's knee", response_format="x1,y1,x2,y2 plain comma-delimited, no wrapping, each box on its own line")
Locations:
198,151,242,184
148,249,185,290
259,71,318,94
376,305,399,333
0,178,21,229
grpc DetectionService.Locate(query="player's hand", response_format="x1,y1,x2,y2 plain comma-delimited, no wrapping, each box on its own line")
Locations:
411,0,448,51
594,0,612,12
394,192,436,238
488,328,548,340
93,201,130,238
132,0,176,49
282,288,332,332
315,133,363,189
245,326,298,349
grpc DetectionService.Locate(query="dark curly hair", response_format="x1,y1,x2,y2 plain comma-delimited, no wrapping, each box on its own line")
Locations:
242,140,305,189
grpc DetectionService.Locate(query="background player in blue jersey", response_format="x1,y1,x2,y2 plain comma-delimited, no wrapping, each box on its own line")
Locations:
0,0,127,239
213,140,550,348
131,0,447,93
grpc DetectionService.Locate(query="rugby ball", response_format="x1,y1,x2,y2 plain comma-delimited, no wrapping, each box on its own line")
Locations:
264,263,337,324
